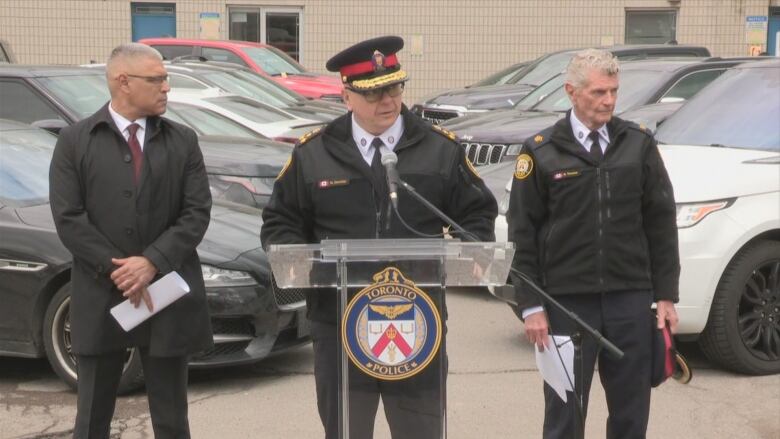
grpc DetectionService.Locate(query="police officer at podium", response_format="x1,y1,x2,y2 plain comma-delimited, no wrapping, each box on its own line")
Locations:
261,36,497,439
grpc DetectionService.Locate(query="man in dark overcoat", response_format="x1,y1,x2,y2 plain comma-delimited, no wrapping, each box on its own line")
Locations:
49,43,212,439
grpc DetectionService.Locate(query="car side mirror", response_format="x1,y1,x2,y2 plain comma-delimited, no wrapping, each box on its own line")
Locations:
31,119,69,135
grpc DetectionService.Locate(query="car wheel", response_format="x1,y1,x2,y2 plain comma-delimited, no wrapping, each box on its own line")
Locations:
43,284,146,394
699,240,780,374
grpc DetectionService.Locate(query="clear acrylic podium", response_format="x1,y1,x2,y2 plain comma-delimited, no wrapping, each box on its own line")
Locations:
268,239,514,439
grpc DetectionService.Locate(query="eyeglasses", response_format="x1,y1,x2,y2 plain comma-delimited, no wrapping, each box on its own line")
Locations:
348,82,404,103
126,74,169,85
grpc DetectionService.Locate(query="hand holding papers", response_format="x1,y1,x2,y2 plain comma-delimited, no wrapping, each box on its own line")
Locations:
110,271,190,332
535,335,575,403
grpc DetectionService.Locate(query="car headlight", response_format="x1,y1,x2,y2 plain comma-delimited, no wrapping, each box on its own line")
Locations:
201,265,258,287
676,199,733,228
505,143,524,157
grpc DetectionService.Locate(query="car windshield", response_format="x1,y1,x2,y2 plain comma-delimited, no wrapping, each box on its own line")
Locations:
200,70,297,107
533,70,664,113
508,52,574,87
473,62,529,87
241,46,306,76
36,74,109,119
514,73,565,110
207,96,292,123
165,103,266,140
656,66,780,151
0,128,55,206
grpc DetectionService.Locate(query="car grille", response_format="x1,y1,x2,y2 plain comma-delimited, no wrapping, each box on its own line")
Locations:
272,275,306,307
199,341,251,359
421,109,460,124
461,142,507,166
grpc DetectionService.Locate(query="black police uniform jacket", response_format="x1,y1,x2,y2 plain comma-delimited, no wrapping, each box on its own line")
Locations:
261,106,498,323
507,112,680,311
49,104,213,356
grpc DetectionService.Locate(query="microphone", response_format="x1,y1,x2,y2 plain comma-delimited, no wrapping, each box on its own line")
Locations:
381,152,401,209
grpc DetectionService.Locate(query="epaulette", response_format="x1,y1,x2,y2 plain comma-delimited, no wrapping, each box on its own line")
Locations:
527,127,555,150
431,124,457,142
626,121,652,137
296,127,323,147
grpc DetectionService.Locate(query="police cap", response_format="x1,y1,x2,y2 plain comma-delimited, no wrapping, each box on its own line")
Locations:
326,35,409,91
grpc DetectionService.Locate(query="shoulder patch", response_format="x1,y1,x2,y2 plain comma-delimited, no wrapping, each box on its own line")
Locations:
514,153,534,180
431,124,457,141
297,127,323,146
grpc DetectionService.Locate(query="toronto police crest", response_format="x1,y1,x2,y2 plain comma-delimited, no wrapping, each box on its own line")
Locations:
342,267,442,380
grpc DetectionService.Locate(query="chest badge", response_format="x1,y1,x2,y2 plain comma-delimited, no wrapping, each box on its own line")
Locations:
514,154,534,180
342,267,442,381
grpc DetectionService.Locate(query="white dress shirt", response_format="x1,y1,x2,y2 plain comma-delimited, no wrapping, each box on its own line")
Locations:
569,110,610,154
108,102,148,151
351,114,404,165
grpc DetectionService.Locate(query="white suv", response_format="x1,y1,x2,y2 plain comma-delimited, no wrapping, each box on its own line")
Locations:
495,60,780,375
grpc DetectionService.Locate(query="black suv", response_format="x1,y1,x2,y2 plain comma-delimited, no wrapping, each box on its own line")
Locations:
412,44,711,124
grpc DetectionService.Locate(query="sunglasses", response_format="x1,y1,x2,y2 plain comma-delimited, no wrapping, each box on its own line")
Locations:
348,82,404,103
126,74,169,85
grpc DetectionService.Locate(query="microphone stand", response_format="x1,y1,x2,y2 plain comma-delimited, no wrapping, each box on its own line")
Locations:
397,178,625,439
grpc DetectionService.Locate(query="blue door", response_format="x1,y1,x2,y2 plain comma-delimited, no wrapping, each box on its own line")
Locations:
131,3,176,42
769,7,780,56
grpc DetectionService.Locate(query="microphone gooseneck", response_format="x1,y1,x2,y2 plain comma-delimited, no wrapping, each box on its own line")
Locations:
381,152,401,209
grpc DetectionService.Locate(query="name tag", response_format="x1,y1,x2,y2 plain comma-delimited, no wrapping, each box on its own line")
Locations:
552,170,581,181
318,179,350,188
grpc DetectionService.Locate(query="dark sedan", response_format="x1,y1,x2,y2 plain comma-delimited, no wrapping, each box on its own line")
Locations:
444,57,755,167
412,44,711,124
0,120,307,394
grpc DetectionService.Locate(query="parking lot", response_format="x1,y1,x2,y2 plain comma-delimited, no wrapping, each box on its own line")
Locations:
2,287,778,439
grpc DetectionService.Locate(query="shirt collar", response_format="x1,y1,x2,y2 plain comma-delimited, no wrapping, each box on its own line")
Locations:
569,110,609,148
351,114,404,155
108,101,147,136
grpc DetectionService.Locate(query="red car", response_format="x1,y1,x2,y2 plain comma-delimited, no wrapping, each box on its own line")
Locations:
140,38,343,101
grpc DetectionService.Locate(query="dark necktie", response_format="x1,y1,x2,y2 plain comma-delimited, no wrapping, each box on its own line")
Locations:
589,130,603,163
127,123,143,183
370,137,388,199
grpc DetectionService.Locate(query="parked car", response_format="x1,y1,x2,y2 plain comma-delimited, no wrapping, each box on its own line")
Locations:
653,59,780,375
445,57,751,166
163,60,346,122
470,60,532,87
140,38,344,101
494,60,780,375
0,120,309,393
0,65,293,209
412,44,711,123
167,88,323,143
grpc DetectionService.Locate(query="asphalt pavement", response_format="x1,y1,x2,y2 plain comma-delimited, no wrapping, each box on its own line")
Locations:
1,287,778,439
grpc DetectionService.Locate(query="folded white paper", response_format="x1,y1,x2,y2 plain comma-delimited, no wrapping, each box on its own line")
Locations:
535,335,575,403
110,271,190,332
